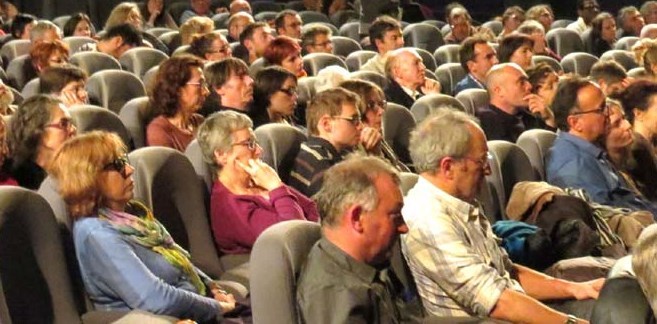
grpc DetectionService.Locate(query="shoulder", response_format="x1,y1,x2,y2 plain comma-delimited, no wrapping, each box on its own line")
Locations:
147,115,171,129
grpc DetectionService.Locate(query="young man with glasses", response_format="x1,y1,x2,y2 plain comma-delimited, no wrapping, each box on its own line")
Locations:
289,88,363,197
547,76,657,216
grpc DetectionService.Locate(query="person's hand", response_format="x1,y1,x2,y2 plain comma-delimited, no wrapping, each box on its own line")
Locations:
622,77,635,88
360,126,382,154
211,287,236,314
569,278,605,300
59,90,85,107
421,79,441,95
524,93,556,127
236,159,282,191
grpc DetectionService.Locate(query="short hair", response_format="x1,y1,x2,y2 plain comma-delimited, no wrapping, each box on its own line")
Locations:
10,13,36,38
459,36,490,73
315,66,350,92
384,47,418,79
591,12,614,40
39,64,87,94
498,34,534,64
100,23,142,47
314,155,400,227
526,4,554,22
502,6,525,25
368,15,401,48
618,80,657,124
63,13,94,37
589,60,627,85
552,76,594,131
641,1,657,17
300,23,331,49
306,87,360,136
274,9,299,32
187,32,223,58
197,110,253,173
227,12,254,30
29,40,69,71
526,62,556,93
149,55,205,118
240,21,268,45
340,79,384,117
618,6,640,26
180,16,214,45
409,108,479,173
252,66,296,112
105,2,140,30
632,224,657,315
517,19,545,35
204,57,249,88
444,2,469,22
263,36,301,66
7,95,63,167
49,131,126,219
30,21,60,43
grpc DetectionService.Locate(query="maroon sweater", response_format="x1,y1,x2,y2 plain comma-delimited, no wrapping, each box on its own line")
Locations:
211,181,319,255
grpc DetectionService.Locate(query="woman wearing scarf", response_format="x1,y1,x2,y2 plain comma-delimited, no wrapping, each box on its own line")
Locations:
49,131,235,322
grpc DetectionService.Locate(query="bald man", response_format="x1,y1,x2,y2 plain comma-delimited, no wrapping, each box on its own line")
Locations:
384,48,441,109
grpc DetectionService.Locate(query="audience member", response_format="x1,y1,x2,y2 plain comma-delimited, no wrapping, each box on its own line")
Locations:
229,0,251,15
526,62,559,110
78,23,143,59
314,65,349,93
384,48,441,109
179,16,214,46
138,0,177,29
590,12,617,57
297,155,422,323
63,12,94,38
454,36,498,94
633,38,657,82
546,76,657,215
641,1,657,25
147,55,208,152
6,13,36,44
7,95,76,189
444,5,494,44
197,110,319,254
517,20,561,61
360,16,404,75
180,0,212,25
289,88,363,197
0,0,16,26
49,131,236,321
0,117,16,186
187,32,232,62
105,1,169,53
300,23,333,54
226,12,253,43
617,6,645,38
29,20,61,43
499,6,525,39
568,0,600,34
640,23,657,39
251,66,299,128
0,79,15,115
263,36,306,78
632,224,657,316
526,4,555,32
589,60,628,96
498,34,534,71
201,57,253,117
238,22,274,65
39,65,88,107
402,107,603,322
25,40,69,83
274,9,302,39
477,63,555,142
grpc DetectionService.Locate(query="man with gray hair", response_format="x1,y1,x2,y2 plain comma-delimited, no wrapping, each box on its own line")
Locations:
402,107,603,323
617,6,645,38
300,23,334,54
296,155,422,323
30,20,61,43
384,48,441,109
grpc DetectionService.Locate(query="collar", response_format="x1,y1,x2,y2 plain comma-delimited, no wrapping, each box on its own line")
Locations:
317,237,378,283
559,131,605,159
468,73,485,88
399,83,420,99
416,176,479,222
307,136,343,158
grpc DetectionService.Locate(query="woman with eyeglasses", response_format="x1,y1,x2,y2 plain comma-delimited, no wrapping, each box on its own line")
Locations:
49,131,236,322
186,32,232,62
39,65,89,107
197,110,319,255
251,66,299,128
147,55,209,152
6,95,76,189
263,36,307,78
24,40,70,86
340,79,411,172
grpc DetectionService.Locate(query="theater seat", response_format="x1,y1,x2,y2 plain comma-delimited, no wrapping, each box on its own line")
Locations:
302,53,347,76
402,23,444,53
410,93,466,124
383,102,416,165
254,123,307,183
118,96,152,149
86,70,146,113
69,51,122,76
561,52,598,77
69,105,133,149
455,88,489,115
119,47,169,79
344,50,377,72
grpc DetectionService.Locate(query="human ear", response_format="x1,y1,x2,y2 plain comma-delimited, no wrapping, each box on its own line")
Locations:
347,204,365,233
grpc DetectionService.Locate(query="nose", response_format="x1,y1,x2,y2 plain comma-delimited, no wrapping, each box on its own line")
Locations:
254,143,263,157
397,220,408,234
125,164,135,177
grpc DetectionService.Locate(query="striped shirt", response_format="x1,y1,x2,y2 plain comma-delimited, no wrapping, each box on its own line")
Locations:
289,136,344,197
401,177,523,317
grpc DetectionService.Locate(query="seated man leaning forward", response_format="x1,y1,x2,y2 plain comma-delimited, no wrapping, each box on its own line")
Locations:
402,107,604,323
296,155,423,323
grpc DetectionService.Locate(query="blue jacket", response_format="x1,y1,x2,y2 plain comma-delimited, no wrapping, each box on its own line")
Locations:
453,74,485,95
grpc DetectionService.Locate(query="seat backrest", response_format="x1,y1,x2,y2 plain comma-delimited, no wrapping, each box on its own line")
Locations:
0,187,81,324
410,93,466,124
402,23,444,53
382,102,415,165
302,53,347,76
551,19,573,29
615,36,640,50
561,52,599,77
434,62,466,96
516,128,557,180
249,57,267,76
531,55,563,73
118,96,151,149
21,78,39,99
252,1,284,15
628,67,647,78
69,105,132,148
298,11,330,24
599,49,638,71
52,15,71,28
5,54,30,90
184,139,213,192
482,20,503,36
349,70,388,89
580,28,594,54
297,76,318,107
69,51,122,76
250,220,321,324
254,123,307,183
0,40,30,69
86,70,146,113
329,9,359,28
344,50,377,72
591,276,655,324
167,2,190,24
254,11,278,23
433,44,461,66
546,28,584,57
119,47,169,79
62,36,95,54
330,36,361,58
128,146,226,278
157,31,182,51
142,66,159,91
211,12,231,29
339,21,369,41
146,27,175,38
415,48,437,71
455,88,489,115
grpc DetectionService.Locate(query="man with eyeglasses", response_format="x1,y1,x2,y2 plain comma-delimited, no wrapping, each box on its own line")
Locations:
301,24,334,54
274,10,303,39
567,0,600,34
289,88,363,197
547,76,657,216
402,108,602,323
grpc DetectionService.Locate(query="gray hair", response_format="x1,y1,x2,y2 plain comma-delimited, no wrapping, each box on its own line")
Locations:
197,110,253,173
30,20,61,42
517,19,545,34
314,154,400,227
384,47,419,79
632,223,657,316
409,107,479,173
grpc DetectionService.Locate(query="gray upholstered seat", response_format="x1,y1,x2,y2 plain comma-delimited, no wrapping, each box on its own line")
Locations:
599,50,638,71
6,54,30,90
20,78,39,99
382,102,415,165
70,51,122,76
69,105,132,148
0,40,30,69
434,62,466,96
433,44,461,66
330,36,361,58
516,128,557,180
561,52,599,77
302,52,347,76
410,93,466,124
329,9,359,28
349,70,388,89
62,36,96,54
531,55,563,73
402,23,444,53
157,31,182,52
146,27,175,38
614,36,639,50
86,70,146,113
252,1,284,14
551,19,573,29
297,76,318,107
416,47,437,71
344,50,377,72
142,66,159,90
628,67,647,78
298,11,331,24
119,47,169,79
482,20,503,36
546,28,584,57
339,21,369,41
254,123,307,183
118,96,151,149
455,88,489,115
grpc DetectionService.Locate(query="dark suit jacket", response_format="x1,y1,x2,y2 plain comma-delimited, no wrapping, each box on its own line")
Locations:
385,79,421,109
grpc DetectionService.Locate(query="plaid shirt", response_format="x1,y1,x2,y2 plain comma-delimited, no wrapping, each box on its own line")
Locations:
401,177,523,317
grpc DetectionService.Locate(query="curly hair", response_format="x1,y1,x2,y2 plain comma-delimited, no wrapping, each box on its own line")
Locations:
7,95,61,167
263,35,300,66
49,131,126,219
63,12,94,37
29,40,69,72
149,55,204,118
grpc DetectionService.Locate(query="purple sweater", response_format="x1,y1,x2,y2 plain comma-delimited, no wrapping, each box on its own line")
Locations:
211,181,320,255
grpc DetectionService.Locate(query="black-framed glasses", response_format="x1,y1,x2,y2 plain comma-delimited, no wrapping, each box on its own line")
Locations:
279,87,298,96
332,114,363,126
232,137,259,151
461,151,494,169
45,117,74,130
570,103,609,117
104,155,130,178
366,100,387,111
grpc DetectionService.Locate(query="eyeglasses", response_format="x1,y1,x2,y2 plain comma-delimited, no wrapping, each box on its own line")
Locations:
104,155,130,178
279,87,298,96
366,100,387,111
209,47,230,54
232,137,259,151
45,117,74,130
461,151,494,168
186,80,209,89
570,103,609,117
312,40,333,47
332,114,363,126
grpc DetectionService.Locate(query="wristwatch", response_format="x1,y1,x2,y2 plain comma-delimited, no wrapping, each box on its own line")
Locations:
565,314,578,324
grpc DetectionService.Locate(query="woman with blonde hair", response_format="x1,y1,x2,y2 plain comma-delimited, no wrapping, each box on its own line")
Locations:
180,16,214,46
632,38,657,81
49,131,236,321
105,2,169,53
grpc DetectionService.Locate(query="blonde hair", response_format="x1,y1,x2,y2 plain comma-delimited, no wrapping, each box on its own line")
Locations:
49,131,126,220
632,38,657,74
105,2,140,30
180,16,214,45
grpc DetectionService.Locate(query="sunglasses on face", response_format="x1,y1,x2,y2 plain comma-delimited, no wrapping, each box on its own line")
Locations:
103,155,130,178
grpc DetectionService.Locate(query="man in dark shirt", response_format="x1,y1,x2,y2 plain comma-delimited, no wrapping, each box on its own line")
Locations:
296,155,422,323
476,63,556,142
201,57,253,117
384,48,441,109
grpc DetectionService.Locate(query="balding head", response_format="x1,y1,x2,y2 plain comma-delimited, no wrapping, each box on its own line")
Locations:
641,23,657,38
230,0,252,15
486,63,532,113
385,48,427,89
